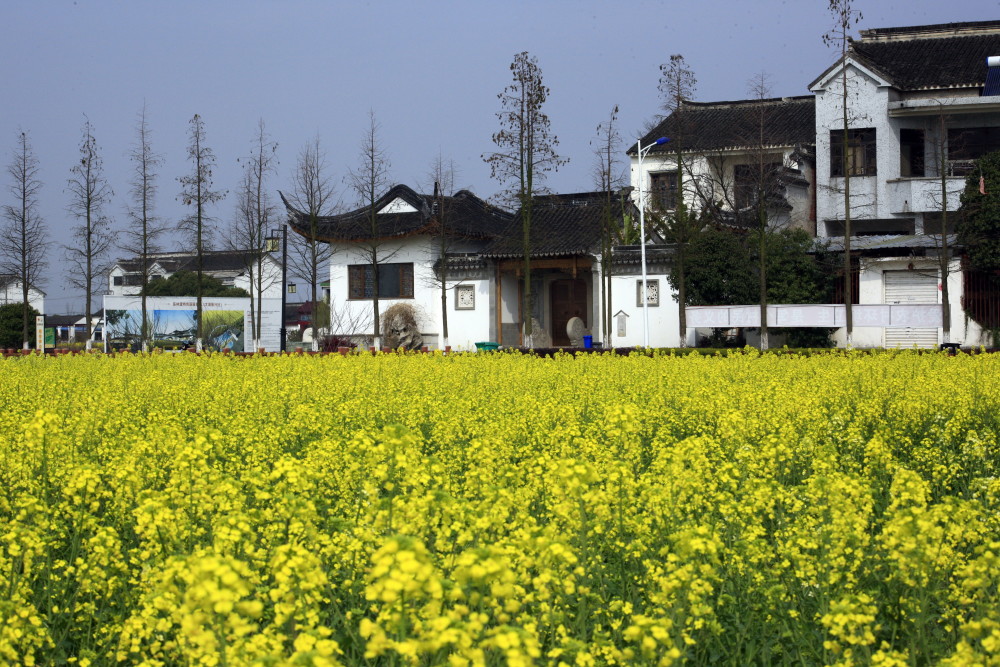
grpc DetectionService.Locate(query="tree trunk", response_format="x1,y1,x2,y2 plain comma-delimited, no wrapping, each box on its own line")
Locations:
939,116,951,345
759,207,769,351
440,236,449,351
841,45,853,348
21,280,30,351
372,248,381,349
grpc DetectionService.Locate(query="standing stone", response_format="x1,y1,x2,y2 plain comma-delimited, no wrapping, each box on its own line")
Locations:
566,317,589,347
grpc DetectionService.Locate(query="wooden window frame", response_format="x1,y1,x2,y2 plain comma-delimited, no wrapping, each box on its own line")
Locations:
650,171,679,210
348,262,414,300
830,128,877,177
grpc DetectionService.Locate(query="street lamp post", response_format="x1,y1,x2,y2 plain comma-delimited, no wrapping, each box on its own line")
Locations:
635,136,669,348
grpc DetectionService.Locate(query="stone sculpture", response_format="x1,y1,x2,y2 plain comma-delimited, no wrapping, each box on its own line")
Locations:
524,317,551,348
383,303,423,350
566,316,589,347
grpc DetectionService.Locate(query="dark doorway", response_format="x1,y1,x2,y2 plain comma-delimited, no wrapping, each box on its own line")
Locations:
550,278,588,346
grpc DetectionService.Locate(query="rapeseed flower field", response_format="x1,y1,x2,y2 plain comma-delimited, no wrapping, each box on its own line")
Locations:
0,350,998,666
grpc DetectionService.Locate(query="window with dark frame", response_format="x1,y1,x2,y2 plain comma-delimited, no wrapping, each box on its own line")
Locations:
830,128,877,177
348,262,414,299
112,273,145,287
650,171,679,210
899,128,925,177
947,127,1000,175
733,162,782,209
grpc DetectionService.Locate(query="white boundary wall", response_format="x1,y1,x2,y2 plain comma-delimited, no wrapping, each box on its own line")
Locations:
686,304,943,329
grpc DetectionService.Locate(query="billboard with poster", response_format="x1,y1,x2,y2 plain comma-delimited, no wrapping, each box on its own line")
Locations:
102,296,282,352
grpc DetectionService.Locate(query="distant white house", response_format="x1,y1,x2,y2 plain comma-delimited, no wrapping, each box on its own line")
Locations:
629,95,817,236
107,249,282,300
0,273,45,314
282,185,508,350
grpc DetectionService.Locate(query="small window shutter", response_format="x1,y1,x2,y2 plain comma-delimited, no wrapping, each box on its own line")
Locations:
349,265,364,299
401,264,414,298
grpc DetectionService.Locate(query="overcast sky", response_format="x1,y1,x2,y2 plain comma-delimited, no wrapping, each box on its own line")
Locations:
3,0,997,313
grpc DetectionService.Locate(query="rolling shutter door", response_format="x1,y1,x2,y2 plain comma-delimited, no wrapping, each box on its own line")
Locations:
884,270,939,348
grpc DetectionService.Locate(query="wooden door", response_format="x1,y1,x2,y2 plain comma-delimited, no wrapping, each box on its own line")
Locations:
550,278,588,346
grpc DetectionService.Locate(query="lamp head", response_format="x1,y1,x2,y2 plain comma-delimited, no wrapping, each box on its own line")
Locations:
655,137,670,145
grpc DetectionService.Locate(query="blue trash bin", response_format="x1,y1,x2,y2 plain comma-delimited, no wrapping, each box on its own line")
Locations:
583,335,593,349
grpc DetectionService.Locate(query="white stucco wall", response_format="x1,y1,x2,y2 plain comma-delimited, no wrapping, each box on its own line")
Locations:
233,256,283,300
630,146,809,232
329,238,494,351
813,62,890,231
607,271,685,348
811,61,983,234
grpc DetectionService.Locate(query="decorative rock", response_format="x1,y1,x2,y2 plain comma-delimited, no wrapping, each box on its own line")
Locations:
566,317,590,347
524,318,551,348
383,303,424,350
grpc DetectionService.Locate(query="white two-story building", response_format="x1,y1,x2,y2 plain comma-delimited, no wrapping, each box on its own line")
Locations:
628,95,817,346
810,20,1000,347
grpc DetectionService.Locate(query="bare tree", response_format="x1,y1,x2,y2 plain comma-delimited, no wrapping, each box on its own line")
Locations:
121,104,167,352
592,105,627,345
178,114,225,352
925,108,968,345
286,135,337,351
65,118,114,351
328,297,374,345
348,111,392,349
935,116,953,345
425,152,460,350
657,54,698,347
483,51,567,346
824,0,863,346
231,120,280,351
744,73,786,350
1,131,48,349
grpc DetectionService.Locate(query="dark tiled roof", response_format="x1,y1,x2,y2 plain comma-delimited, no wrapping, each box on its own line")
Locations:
852,24,1000,91
631,96,816,157
610,245,674,266
433,253,489,272
481,191,635,259
116,250,262,274
47,314,83,326
281,184,511,243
